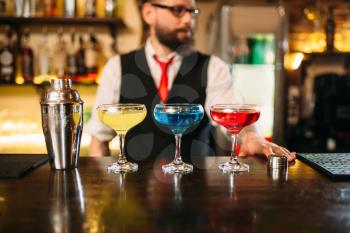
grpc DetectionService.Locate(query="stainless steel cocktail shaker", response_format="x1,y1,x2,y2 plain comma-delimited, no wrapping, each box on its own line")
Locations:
41,79,83,170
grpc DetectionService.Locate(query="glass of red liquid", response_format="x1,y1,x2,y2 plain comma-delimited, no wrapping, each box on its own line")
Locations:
210,104,260,172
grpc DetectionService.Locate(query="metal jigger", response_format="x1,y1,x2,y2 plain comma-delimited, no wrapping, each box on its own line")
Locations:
267,154,288,182
41,79,83,170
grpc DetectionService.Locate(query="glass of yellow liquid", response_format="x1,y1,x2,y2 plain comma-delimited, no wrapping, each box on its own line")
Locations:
97,104,147,173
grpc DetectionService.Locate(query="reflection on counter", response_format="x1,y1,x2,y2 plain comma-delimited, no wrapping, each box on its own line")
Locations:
267,166,288,183
100,172,147,233
49,169,86,233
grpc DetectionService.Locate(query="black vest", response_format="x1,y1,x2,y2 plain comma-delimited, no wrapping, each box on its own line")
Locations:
119,48,214,162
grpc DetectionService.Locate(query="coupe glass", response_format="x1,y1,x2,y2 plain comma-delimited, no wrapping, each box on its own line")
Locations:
210,104,260,173
97,104,147,173
154,104,204,173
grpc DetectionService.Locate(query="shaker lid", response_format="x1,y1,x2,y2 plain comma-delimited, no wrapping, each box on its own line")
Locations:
40,78,83,104
268,154,288,169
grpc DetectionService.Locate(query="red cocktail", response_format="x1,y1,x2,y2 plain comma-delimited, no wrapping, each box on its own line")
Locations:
210,104,260,172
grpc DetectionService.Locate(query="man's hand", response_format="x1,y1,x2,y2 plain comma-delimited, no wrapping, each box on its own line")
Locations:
238,133,296,162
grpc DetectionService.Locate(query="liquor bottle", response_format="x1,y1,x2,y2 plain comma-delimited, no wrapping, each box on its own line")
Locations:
65,31,78,81
116,0,123,18
44,0,57,16
0,0,6,15
53,29,66,78
64,0,76,17
0,30,15,83
325,5,335,52
10,28,23,84
76,35,86,81
22,0,30,17
33,0,44,16
85,33,98,83
76,0,85,17
5,0,15,16
20,29,34,83
30,0,38,16
15,0,23,16
8,27,18,54
105,0,116,17
96,0,105,17
37,29,53,83
56,0,63,16
85,0,96,17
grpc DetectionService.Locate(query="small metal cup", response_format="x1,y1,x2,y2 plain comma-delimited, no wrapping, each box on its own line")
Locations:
268,154,288,169
267,154,288,182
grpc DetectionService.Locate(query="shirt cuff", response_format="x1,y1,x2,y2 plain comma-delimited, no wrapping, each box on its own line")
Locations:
86,117,116,142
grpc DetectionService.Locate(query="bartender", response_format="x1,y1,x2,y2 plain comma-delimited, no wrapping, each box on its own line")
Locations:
86,0,296,162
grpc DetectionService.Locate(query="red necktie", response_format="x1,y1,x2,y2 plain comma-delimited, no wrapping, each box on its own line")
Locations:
153,55,174,103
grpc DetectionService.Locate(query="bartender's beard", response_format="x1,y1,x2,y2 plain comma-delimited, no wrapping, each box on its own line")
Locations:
155,24,195,54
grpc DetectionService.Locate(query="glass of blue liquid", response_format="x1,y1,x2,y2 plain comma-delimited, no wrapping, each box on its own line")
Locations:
154,103,204,173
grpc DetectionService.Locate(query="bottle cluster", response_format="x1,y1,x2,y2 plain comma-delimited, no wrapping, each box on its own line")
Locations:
0,26,107,84
0,0,122,18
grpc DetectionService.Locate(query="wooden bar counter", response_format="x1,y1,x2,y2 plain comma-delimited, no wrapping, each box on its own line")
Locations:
0,156,349,233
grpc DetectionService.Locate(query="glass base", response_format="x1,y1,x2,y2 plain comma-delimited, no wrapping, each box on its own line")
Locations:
162,161,193,174
107,161,138,173
218,160,249,173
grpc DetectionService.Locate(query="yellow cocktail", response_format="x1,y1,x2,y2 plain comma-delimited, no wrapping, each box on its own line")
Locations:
98,109,146,134
97,104,147,173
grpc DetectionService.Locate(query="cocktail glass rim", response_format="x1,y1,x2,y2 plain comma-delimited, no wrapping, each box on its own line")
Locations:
155,103,204,110
97,103,146,110
210,104,260,110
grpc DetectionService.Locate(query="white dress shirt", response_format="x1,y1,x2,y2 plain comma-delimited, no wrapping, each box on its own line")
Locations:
87,39,242,141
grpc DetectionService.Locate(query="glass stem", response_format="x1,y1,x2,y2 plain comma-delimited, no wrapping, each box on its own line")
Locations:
118,133,127,164
174,134,183,164
230,133,238,164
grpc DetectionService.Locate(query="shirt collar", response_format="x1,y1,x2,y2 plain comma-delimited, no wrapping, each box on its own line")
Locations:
145,38,182,62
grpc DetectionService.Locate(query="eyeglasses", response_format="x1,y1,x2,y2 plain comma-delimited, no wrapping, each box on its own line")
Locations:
151,3,200,18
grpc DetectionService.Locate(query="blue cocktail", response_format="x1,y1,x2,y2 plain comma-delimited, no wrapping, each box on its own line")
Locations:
154,103,204,173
